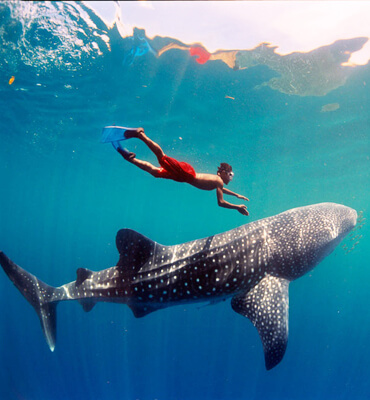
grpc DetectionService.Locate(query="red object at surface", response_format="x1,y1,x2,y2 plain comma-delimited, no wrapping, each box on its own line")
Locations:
189,46,211,64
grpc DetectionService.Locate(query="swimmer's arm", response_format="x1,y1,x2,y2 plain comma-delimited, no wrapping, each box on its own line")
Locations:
222,187,249,201
217,185,249,216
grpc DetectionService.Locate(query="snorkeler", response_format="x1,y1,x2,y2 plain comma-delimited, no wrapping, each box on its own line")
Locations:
109,127,249,216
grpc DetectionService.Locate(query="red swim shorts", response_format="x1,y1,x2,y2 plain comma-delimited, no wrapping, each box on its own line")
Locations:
157,155,196,183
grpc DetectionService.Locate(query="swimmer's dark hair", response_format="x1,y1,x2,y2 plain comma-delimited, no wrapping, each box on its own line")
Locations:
217,163,232,174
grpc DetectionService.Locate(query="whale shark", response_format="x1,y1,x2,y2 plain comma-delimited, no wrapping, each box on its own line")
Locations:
0,203,357,370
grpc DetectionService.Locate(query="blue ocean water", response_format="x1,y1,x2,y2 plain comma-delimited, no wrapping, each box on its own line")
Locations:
0,2,369,399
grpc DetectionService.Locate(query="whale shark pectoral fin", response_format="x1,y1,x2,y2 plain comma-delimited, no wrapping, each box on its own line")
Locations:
231,275,290,370
116,229,158,270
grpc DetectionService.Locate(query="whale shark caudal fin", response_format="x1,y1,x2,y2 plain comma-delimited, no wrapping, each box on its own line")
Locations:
231,274,290,370
0,251,59,352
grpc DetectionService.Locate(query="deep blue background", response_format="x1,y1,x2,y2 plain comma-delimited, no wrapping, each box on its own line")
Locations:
0,2,369,399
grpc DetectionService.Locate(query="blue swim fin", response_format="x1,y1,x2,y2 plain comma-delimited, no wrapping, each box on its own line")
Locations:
101,126,138,143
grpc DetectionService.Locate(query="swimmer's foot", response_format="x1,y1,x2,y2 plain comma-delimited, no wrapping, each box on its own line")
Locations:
117,146,136,161
124,127,144,139
112,141,123,151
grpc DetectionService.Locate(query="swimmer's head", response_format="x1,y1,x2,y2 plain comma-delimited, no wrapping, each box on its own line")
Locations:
217,163,233,184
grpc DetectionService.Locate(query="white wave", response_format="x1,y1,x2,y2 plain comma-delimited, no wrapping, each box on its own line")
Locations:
2,1,110,72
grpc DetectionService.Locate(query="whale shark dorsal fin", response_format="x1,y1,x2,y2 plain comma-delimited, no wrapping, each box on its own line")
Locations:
116,229,157,271
76,268,93,286
231,275,290,370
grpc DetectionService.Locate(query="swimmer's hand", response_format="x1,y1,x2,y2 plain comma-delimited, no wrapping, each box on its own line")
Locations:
237,194,249,201
238,205,249,216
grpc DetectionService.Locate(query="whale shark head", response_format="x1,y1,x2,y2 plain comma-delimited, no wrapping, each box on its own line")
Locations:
269,203,357,280
301,202,357,262
313,202,357,256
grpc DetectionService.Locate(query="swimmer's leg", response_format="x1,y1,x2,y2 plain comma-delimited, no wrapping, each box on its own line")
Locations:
124,128,165,162
117,147,162,177
113,142,135,160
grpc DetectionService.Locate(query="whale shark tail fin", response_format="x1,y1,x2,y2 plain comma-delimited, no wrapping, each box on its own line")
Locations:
231,274,290,370
0,251,59,352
